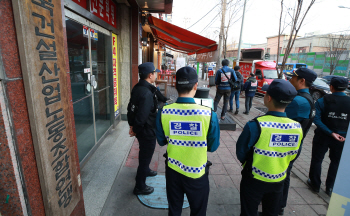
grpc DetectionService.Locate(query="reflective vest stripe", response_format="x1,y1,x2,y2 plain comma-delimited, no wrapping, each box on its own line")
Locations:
252,166,287,180
168,157,206,174
259,121,301,130
168,138,207,147
162,108,211,116
254,147,299,158
250,115,303,183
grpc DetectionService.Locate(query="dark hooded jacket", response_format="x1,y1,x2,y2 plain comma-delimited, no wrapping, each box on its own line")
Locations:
243,77,258,97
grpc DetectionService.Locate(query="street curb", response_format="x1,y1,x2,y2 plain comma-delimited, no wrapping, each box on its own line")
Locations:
291,168,331,204
100,136,135,211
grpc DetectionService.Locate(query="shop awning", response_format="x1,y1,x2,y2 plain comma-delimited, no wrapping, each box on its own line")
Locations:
147,16,217,55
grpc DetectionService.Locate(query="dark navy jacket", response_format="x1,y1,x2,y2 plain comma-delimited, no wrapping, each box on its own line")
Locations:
156,97,221,152
285,88,311,123
314,92,348,137
243,77,257,97
215,66,238,91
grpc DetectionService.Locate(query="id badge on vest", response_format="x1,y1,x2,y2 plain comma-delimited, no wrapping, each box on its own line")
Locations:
169,121,202,136
269,133,300,147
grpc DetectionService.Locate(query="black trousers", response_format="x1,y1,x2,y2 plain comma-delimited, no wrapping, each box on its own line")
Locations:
213,89,231,117
309,130,345,189
279,146,302,209
135,137,156,190
245,96,254,113
166,166,209,216
240,175,284,216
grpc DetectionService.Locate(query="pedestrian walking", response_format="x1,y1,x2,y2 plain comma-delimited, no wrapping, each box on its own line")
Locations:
308,77,350,196
278,68,317,215
156,67,220,216
242,73,257,115
229,66,243,114
127,62,159,195
236,79,303,216
213,59,237,120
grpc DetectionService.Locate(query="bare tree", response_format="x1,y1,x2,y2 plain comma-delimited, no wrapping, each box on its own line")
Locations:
223,0,244,58
324,34,350,75
276,0,316,78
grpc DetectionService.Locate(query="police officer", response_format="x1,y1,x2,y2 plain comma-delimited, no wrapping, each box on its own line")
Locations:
127,62,159,195
214,59,237,120
308,77,350,196
242,73,258,115
279,68,317,214
156,67,220,216
236,80,303,215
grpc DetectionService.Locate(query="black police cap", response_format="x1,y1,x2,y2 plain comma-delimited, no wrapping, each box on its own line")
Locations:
330,76,349,90
261,79,298,104
289,68,317,83
176,67,198,85
138,62,160,76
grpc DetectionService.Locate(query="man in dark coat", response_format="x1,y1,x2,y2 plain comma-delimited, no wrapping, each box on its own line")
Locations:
127,62,159,195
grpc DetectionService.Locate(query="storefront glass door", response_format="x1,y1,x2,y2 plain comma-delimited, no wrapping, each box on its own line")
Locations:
66,17,112,162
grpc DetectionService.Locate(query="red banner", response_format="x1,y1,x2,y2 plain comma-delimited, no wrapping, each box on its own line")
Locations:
90,0,117,28
72,0,87,9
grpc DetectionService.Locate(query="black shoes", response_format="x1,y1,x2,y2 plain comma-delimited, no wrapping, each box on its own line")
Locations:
307,179,320,193
228,109,233,113
235,110,239,115
326,187,333,196
279,208,284,215
133,186,154,195
148,170,157,177
243,111,249,115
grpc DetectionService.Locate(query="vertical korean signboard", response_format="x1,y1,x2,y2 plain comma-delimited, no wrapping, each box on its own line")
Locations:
91,0,117,28
12,0,80,215
112,33,119,117
72,0,87,9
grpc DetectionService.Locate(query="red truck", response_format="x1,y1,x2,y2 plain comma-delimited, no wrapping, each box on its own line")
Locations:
238,48,286,94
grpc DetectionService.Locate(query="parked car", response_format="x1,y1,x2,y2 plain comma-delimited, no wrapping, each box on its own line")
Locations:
309,78,332,101
321,75,350,89
278,63,307,76
310,77,350,101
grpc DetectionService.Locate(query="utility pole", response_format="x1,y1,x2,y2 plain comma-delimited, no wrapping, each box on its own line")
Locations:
236,0,247,67
217,0,227,72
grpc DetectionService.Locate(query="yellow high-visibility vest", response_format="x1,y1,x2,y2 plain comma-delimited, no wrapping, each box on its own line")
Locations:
161,103,211,178
249,115,303,182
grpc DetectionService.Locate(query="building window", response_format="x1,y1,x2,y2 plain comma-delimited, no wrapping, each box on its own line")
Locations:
267,48,270,54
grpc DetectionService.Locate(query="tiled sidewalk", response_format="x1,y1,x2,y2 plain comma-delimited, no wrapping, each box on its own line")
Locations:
115,80,329,215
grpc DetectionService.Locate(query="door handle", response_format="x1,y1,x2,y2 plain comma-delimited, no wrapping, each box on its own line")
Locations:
91,75,97,89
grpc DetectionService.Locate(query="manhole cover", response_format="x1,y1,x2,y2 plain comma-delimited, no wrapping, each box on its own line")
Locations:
137,175,190,209
255,107,268,113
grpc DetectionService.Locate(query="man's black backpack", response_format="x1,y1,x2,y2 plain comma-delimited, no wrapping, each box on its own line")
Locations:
127,96,138,126
127,84,158,126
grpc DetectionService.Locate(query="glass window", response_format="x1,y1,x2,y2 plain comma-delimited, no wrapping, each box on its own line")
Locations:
296,64,307,69
263,70,279,79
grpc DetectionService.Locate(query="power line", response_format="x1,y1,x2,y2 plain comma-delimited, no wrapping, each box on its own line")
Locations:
187,3,220,30
198,1,242,35
199,11,221,34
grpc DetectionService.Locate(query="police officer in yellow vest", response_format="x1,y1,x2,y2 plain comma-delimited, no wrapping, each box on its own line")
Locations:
156,67,220,216
236,79,303,215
